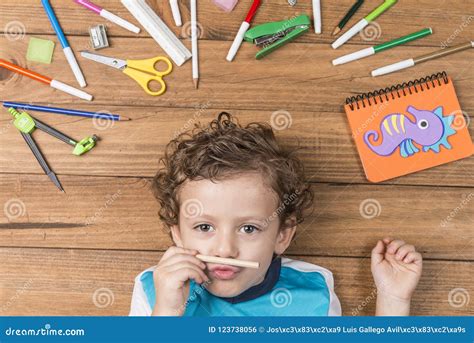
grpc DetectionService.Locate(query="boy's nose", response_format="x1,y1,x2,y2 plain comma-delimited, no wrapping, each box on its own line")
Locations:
213,232,239,259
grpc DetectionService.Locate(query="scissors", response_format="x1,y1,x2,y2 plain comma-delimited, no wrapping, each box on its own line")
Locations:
80,51,172,96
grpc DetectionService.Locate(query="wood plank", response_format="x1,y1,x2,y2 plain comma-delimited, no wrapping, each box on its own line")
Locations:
0,105,472,187
0,0,472,48
0,248,471,316
1,35,473,113
1,174,472,261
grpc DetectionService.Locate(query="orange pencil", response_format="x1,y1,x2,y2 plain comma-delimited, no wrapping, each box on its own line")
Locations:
0,59,92,101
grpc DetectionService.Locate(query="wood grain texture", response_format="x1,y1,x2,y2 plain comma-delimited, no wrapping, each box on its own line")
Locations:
0,36,473,113
0,106,472,186
0,0,472,316
1,174,472,261
0,248,471,316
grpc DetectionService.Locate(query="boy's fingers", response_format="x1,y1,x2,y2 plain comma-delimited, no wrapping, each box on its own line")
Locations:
404,251,422,265
371,240,385,266
382,237,393,244
173,268,207,285
159,253,207,269
395,244,415,260
167,261,210,281
387,239,405,254
161,246,199,262
173,266,209,283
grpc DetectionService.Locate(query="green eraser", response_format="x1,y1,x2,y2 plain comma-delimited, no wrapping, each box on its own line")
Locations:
26,37,55,64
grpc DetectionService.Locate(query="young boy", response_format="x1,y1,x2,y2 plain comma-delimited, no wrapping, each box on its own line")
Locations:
130,113,422,316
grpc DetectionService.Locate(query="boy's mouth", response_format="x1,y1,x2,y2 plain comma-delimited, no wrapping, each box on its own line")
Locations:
208,264,242,280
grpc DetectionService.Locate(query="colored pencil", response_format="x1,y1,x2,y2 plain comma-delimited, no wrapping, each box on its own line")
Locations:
2,102,128,121
332,0,364,36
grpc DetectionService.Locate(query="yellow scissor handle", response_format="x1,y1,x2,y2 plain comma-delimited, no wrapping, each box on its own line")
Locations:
123,56,173,96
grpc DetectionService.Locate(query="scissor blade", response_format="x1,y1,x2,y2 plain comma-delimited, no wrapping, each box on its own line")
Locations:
80,51,127,70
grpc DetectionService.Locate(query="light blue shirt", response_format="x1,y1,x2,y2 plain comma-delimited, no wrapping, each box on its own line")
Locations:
130,257,341,316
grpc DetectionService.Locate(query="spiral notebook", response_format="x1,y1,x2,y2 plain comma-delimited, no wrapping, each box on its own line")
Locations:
345,72,474,183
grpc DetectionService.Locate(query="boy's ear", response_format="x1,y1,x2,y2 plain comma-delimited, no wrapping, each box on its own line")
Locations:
274,217,297,255
170,225,184,247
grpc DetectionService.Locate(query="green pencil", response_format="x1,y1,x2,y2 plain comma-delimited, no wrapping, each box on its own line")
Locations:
332,0,365,36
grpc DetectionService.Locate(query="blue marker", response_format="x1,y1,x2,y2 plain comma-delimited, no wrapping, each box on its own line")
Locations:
41,0,87,87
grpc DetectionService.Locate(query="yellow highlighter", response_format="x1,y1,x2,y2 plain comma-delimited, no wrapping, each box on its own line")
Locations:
80,50,172,96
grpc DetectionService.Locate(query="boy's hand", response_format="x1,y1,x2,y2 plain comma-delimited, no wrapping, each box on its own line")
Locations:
371,238,422,315
152,246,209,316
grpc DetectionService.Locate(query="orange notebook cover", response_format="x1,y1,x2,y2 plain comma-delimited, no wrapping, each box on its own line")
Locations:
345,72,474,183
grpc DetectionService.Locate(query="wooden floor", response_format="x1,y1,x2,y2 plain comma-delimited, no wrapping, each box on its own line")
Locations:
0,0,472,316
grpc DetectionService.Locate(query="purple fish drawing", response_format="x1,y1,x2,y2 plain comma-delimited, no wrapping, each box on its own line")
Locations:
363,106,456,158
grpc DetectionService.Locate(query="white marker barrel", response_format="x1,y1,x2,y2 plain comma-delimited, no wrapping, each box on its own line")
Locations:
226,21,250,62
331,18,368,49
371,58,415,77
169,0,182,26
50,80,93,101
333,47,375,65
100,9,141,33
63,46,86,87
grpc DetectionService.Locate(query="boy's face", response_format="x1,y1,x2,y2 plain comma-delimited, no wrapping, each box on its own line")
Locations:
171,172,295,298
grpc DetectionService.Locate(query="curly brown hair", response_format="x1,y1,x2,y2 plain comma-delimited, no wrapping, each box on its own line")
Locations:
152,112,313,232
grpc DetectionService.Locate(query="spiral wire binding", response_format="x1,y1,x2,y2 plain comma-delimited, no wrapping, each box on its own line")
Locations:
345,71,449,111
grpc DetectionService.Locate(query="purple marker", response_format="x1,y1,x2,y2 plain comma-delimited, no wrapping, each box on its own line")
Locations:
75,0,140,34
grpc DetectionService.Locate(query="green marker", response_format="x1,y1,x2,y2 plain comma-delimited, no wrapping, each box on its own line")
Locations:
332,0,397,49
333,28,432,65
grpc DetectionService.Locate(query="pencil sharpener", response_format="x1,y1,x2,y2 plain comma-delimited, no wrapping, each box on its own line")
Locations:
89,24,109,50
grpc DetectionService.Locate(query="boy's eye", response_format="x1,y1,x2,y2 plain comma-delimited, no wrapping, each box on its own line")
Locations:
240,225,260,234
195,224,214,232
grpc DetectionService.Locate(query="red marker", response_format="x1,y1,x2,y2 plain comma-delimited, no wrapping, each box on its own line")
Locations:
0,59,93,101
226,0,261,62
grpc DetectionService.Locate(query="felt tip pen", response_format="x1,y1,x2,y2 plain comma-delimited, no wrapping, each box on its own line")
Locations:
41,0,87,87
226,0,261,62
372,41,474,77
331,0,397,49
169,0,182,26
333,28,432,65
0,59,93,101
74,0,141,33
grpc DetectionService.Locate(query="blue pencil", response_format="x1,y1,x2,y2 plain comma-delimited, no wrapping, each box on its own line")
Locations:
2,101,129,121
41,0,87,87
